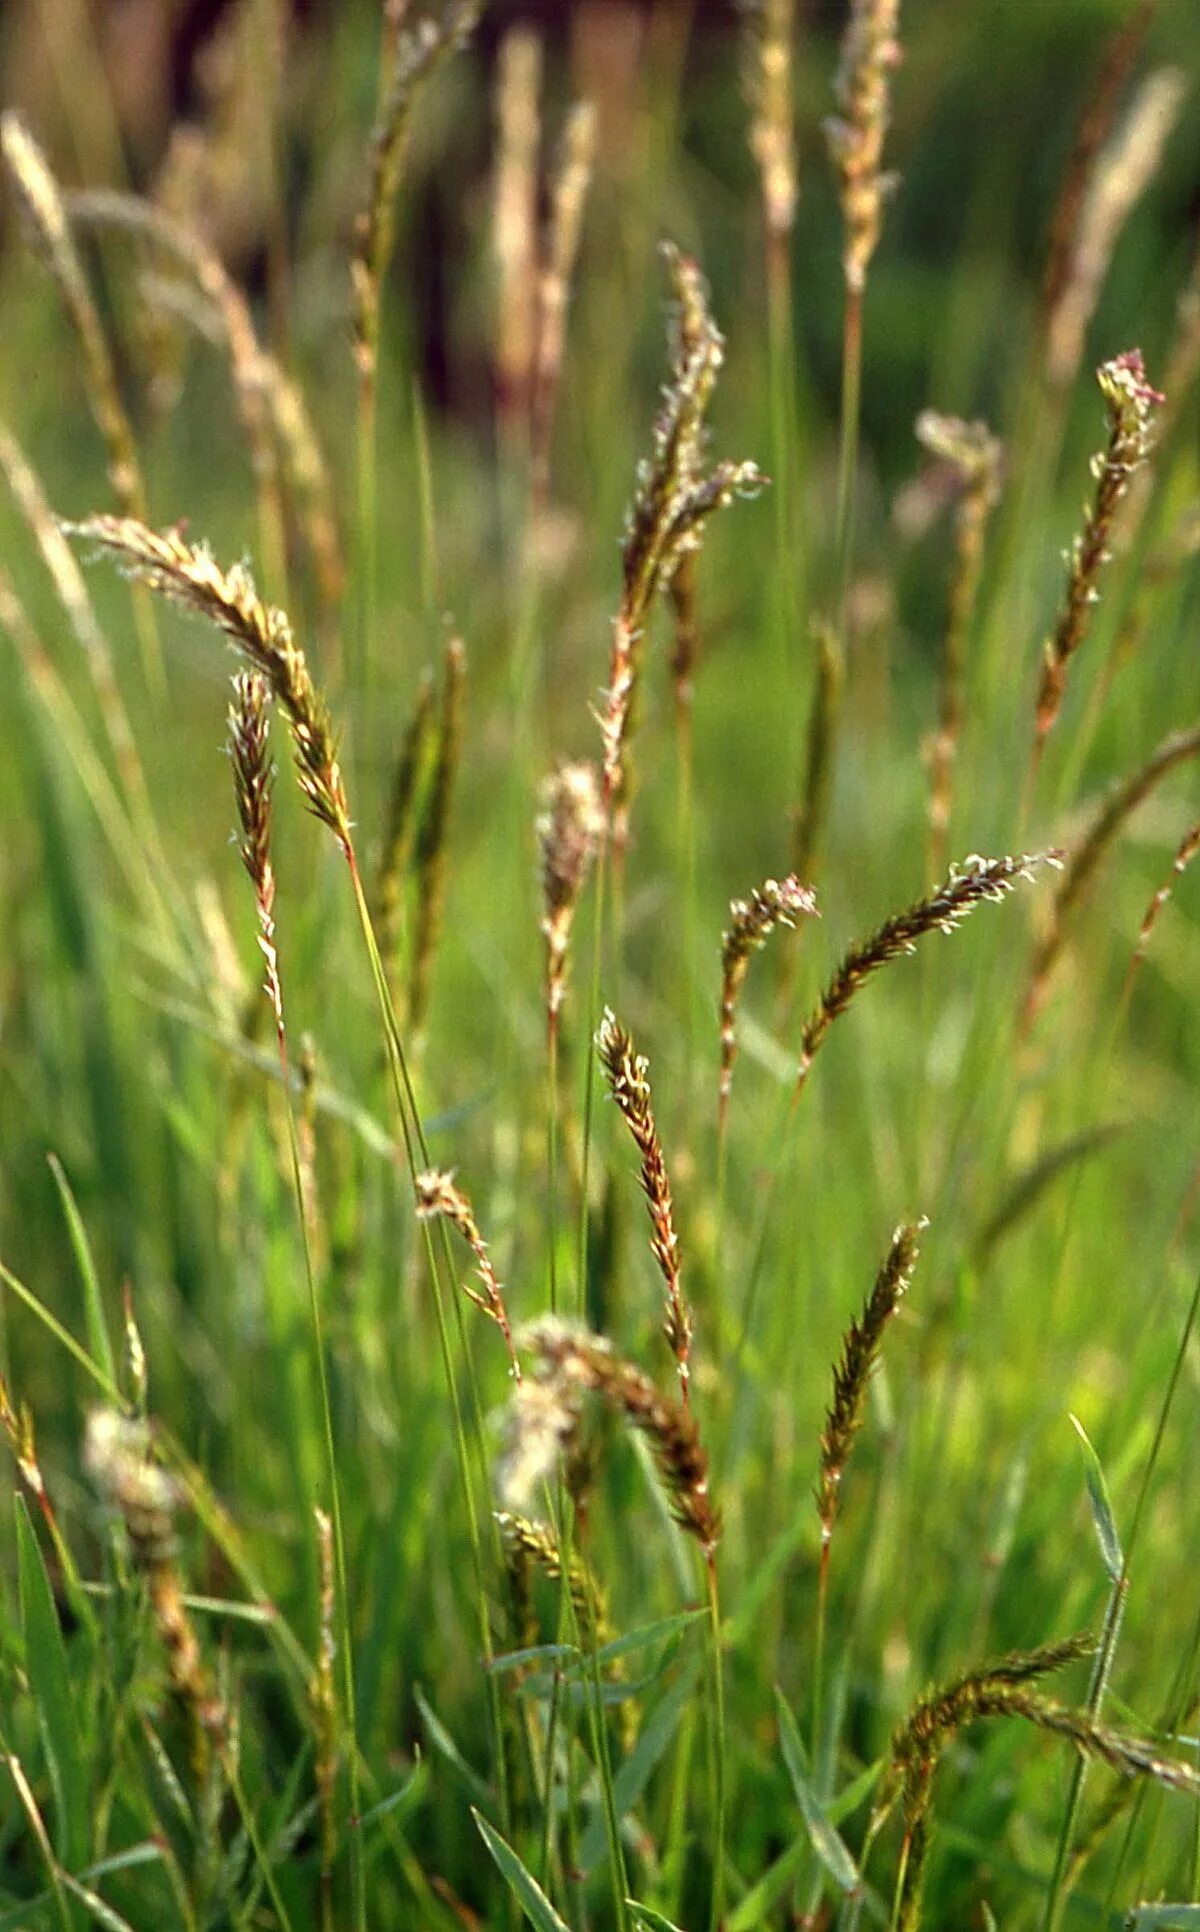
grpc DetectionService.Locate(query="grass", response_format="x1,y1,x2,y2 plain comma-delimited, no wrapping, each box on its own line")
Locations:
0,2,1199,1928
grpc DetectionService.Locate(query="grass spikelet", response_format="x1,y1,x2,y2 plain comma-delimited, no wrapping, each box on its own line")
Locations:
65,514,352,853
414,1169,520,1379
84,1409,229,1755
492,26,541,434
0,115,145,522
744,0,798,284
596,1009,693,1407
1033,350,1163,753
531,100,597,508
884,1636,1200,1932
1044,68,1186,394
720,874,817,1128
538,761,603,1042
518,1318,719,1557
600,243,764,848
228,671,282,1028
1024,722,1200,1033
914,410,1004,878
816,1218,924,1559
351,0,482,394
795,852,1056,1101
824,0,901,300
377,667,437,999
410,634,465,1035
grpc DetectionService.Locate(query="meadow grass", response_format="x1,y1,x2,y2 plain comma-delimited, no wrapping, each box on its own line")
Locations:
0,3,1199,1929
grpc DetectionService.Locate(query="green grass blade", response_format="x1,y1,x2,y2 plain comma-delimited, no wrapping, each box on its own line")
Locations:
774,1687,861,1896
472,1810,572,1932
46,1153,116,1389
1070,1414,1124,1584
16,1496,87,1875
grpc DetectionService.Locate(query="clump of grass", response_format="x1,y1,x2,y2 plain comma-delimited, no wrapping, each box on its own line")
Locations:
1032,350,1163,758
795,852,1057,1102
414,1168,521,1379
597,1007,693,1407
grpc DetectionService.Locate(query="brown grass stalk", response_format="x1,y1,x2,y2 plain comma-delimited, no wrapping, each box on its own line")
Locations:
795,852,1057,1102
816,1218,924,1560
599,244,763,851
914,411,1003,879
1023,721,1200,1033
596,1009,693,1407
1032,350,1163,755
538,761,604,1044
719,874,817,1129
414,1170,520,1379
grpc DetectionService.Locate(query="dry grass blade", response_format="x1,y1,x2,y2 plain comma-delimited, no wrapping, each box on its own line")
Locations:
597,1009,693,1406
1023,721,1200,1033
64,515,351,853
795,852,1057,1100
817,1218,924,1555
414,1170,520,1379
1034,350,1163,749
517,1318,719,1557
720,874,817,1126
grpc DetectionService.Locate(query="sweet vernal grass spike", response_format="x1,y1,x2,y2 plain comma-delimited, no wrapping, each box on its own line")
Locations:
719,874,817,1128
915,411,1003,877
596,1009,693,1406
1130,820,1200,983
377,667,437,999
518,1318,719,1557
0,115,145,521
410,634,465,1034
599,243,764,845
1034,351,1163,749
537,761,603,1041
823,0,901,298
816,1218,924,1554
227,671,283,1031
743,0,798,274
63,516,352,853
351,0,482,391
414,1169,521,1380
1044,68,1186,395
84,1409,230,1758
795,852,1057,1100
1023,722,1200,1034
531,99,597,508
495,1510,610,1648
